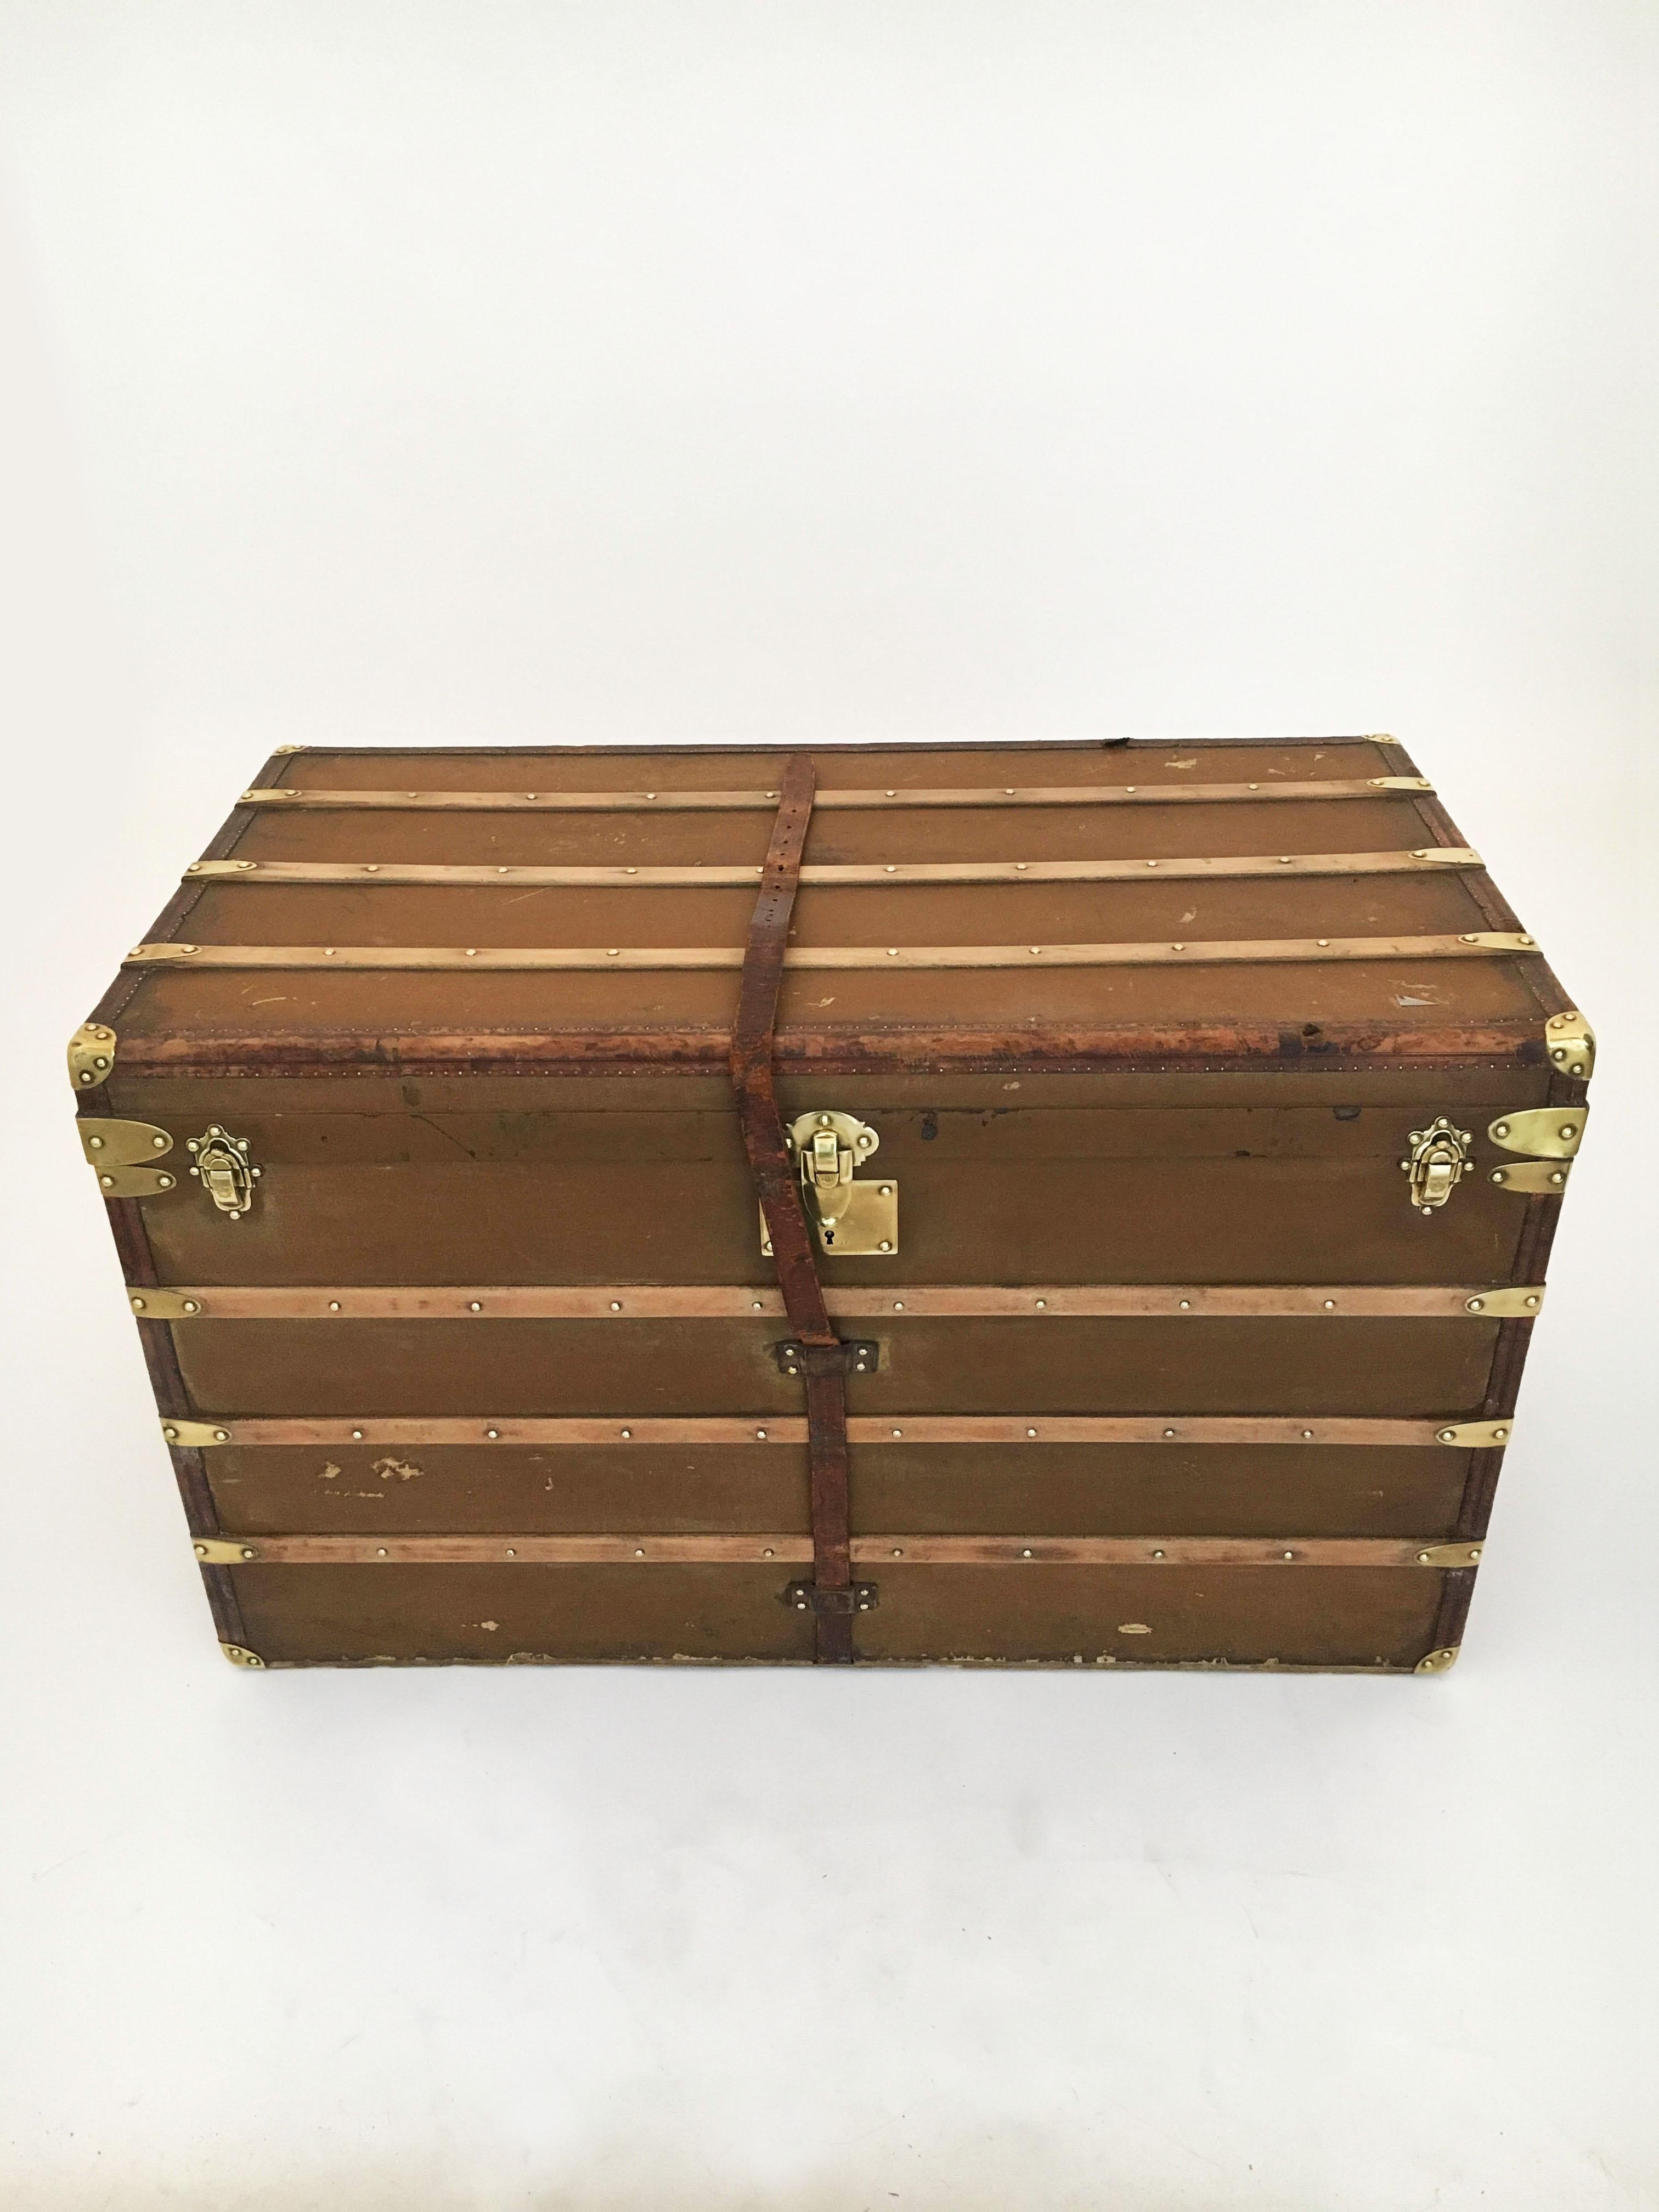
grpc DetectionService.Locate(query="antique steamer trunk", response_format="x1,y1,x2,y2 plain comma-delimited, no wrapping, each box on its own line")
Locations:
72,735,1592,1673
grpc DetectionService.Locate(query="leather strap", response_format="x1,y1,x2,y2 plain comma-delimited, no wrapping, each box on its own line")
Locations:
731,755,854,1663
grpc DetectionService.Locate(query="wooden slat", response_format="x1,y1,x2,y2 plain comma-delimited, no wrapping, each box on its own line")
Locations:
194,1532,1466,1567
182,848,1480,889
236,777,1434,812
178,1415,1466,1447
131,1283,1544,1321
123,932,1534,972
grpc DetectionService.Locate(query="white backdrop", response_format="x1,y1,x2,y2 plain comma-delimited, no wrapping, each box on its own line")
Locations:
1,5,1651,2206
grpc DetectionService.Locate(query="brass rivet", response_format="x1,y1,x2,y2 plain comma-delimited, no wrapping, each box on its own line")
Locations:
620,1427,631,1439
1317,938,1330,947
1417,1550,1431,1563
213,1429,229,1442
763,1548,774,1558
891,1427,903,1438
1171,942,1186,951
163,1426,179,1441
752,1301,763,1311
329,1301,341,1312
131,1296,145,1311
1147,859,1158,867
1323,1298,1336,1310
1559,1124,1576,1139
87,1135,104,1149
1021,1548,1034,1558
634,1547,645,1558
158,1175,174,1189
153,1135,167,1149
100,1173,114,1187
1282,1550,1296,1561
1494,1121,1509,1137
1466,1297,1483,1311
887,948,899,957
1163,1427,1176,1438
894,1300,905,1311
469,1300,483,1312
1437,1428,1457,1442
1494,1427,1509,1441
878,1240,893,1251
465,948,477,957
1301,1429,1314,1440
183,1301,199,1314
1177,1299,1191,1310
1525,1295,1538,1308
1034,1298,1046,1309
609,1300,622,1311
1026,1427,1038,1438
879,1184,892,1196
1278,855,1292,864
755,1428,768,1440
1470,1546,1482,1560
1151,1549,1165,1559
241,1547,257,1560
377,1548,389,1558
352,1428,364,1440
194,1543,208,1557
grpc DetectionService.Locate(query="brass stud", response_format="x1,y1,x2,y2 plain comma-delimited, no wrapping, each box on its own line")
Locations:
609,1300,622,1311
1466,1297,1484,1312
1177,1298,1191,1310
1323,1298,1336,1310
891,1427,903,1438
1034,1298,1045,1309
1021,1548,1034,1559
213,1429,228,1442
1163,1427,1176,1438
486,1427,500,1439
1026,1427,1039,1438
240,1547,257,1561
352,1428,364,1440
329,1301,341,1312
1150,1549,1165,1560
620,1427,631,1439
130,1296,145,1311
1282,1550,1295,1561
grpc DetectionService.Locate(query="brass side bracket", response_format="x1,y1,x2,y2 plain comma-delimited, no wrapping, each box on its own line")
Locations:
1433,1420,1513,1448
1488,1108,1587,1160
1489,1160,1571,1194
194,1537,261,1564
80,1119,179,1199
1544,1011,1594,1080
161,1419,235,1447
69,1022,117,1091
1413,1542,1485,1567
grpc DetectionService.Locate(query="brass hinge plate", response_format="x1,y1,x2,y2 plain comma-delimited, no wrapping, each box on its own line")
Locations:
1488,1160,1572,1194
1415,1646,1460,1674
1488,1108,1587,1159
68,1022,117,1091
1433,1420,1514,1448
1544,1010,1594,1080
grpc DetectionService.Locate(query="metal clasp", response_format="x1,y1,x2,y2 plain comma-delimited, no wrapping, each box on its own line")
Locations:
760,1110,898,1256
1401,1119,1472,1213
186,1126,261,1220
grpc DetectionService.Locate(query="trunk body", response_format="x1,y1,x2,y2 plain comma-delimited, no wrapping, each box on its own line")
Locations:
76,737,1589,1672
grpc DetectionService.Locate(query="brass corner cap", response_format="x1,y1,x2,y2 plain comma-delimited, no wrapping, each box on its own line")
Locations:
220,1643,266,1668
1544,1011,1595,1080
1415,1646,1460,1675
69,1021,117,1091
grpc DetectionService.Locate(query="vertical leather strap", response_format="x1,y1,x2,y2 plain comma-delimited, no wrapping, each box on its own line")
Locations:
731,755,854,1664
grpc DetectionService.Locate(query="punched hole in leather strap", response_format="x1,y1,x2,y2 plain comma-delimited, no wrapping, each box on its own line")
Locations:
730,756,855,1663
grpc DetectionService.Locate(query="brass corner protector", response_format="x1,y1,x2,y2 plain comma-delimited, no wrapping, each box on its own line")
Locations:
220,1643,267,1668
1434,1420,1514,1449
1545,1011,1594,1080
161,1418,234,1447
1368,732,1403,744
269,743,305,754
1415,1646,1460,1675
69,1022,117,1091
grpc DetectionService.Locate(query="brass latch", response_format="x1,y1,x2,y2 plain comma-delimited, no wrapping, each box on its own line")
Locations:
185,1127,261,1220
761,1111,898,1257
1401,1119,1472,1213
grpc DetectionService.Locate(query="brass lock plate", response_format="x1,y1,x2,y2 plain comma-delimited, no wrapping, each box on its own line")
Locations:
185,1127,261,1218
759,1110,898,1257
